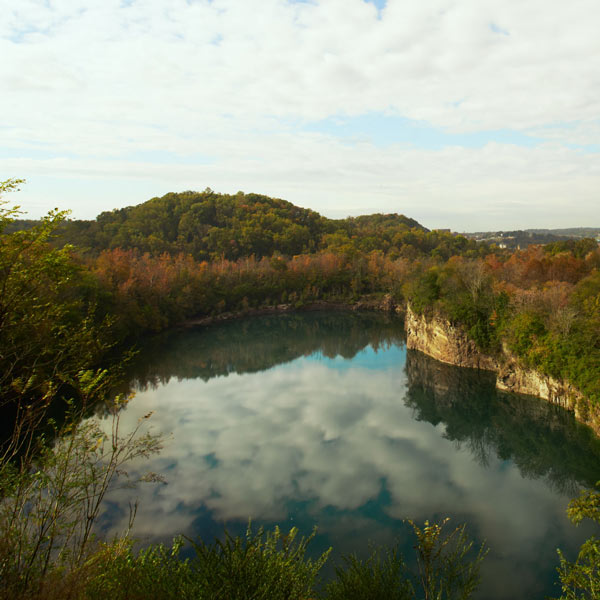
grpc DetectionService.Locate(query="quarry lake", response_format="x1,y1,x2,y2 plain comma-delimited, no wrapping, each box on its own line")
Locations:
100,311,600,600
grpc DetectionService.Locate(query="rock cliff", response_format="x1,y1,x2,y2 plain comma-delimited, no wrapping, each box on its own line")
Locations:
405,306,498,371
405,304,600,435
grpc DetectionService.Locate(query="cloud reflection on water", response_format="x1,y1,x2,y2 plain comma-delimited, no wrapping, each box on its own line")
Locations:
98,315,599,600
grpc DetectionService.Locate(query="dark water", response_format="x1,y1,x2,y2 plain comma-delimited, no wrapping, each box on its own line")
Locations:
99,312,600,599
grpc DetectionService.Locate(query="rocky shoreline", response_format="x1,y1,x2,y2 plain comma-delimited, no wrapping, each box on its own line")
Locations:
405,304,600,435
180,294,403,328
180,298,599,435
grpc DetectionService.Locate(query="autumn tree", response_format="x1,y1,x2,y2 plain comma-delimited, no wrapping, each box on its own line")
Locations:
0,179,112,458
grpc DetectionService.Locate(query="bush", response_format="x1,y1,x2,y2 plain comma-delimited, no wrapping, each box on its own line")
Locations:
83,525,330,600
554,484,600,599
0,386,164,600
188,524,329,600
84,538,194,600
323,548,412,600
323,519,487,600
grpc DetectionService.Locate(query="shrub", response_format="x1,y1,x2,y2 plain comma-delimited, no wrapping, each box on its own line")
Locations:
554,484,600,599
0,385,164,600
188,524,330,600
323,548,412,600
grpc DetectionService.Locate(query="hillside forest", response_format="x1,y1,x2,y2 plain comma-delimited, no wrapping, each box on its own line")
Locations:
1,178,600,599
4,183,599,405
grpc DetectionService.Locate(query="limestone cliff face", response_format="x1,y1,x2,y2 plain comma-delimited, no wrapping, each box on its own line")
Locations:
405,304,600,435
405,305,498,371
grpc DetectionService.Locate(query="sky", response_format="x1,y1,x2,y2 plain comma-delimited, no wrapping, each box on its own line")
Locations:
1,0,599,231
100,353,589,599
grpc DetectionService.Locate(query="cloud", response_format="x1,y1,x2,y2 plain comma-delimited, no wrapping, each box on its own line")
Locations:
2,0,599,227
96,352,591,599
5,138,598,229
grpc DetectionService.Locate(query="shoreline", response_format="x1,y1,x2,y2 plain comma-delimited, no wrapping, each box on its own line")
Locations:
178,295,404,328
405,304,600,436
176,298,599,436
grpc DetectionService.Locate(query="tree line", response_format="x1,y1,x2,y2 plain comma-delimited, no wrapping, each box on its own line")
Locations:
17,188,485,261
1,179,599,598
3,180,600,418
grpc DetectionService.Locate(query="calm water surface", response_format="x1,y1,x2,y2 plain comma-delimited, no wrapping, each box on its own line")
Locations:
99,312,600,600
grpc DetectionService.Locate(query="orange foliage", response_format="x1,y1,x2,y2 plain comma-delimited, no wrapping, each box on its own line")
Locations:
493,245,588,288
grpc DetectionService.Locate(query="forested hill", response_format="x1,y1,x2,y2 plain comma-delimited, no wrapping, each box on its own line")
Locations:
14,189,491,261
52,189,431,260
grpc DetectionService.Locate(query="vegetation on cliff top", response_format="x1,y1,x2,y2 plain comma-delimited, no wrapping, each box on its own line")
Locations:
405,246,600,404
4,181,599,402
1,179,599,598
3,179,599,403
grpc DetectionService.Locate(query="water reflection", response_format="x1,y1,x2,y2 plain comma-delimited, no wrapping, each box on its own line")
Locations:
99,312,600,600
125,311,406,388
405,350,600,493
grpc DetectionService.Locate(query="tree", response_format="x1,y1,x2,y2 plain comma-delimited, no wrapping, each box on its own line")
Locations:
0,179,165,599
0,179,111,460
554,485,600,599
0,389,164,600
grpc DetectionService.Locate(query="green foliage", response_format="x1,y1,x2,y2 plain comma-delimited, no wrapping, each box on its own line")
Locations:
567,487,600,528
0,183,112,417
0,183,166,598
0,178,26,216
408,519,488,600
84,525,329,600
495,269,600,403
80,519,485,600
504,311,547,359
323,548,412,600
22,189,496,263
62,190,332,260
0,392,164,600
406,267,441,314
323,519,486,600
545,238,598,260
187,524,330,600
84,538,194,600
554,485,600,599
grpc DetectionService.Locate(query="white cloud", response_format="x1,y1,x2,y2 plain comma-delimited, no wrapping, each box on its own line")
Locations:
5,139,598,229
2,0,599,227
95,354,590,600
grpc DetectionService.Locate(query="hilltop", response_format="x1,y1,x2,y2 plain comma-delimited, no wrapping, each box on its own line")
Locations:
12,190,487,261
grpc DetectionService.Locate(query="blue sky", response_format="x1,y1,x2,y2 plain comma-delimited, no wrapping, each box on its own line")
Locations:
1,0,599,230
301,114,543,150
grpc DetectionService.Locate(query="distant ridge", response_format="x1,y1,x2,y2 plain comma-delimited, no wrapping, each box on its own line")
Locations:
10,190,440,260
462,227,600,249
524,227,600,237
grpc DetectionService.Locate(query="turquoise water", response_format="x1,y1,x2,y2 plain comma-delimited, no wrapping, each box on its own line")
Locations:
99,312,600,599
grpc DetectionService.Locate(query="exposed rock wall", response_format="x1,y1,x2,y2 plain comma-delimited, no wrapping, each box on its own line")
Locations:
405,306,498,371
405,304,600,436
